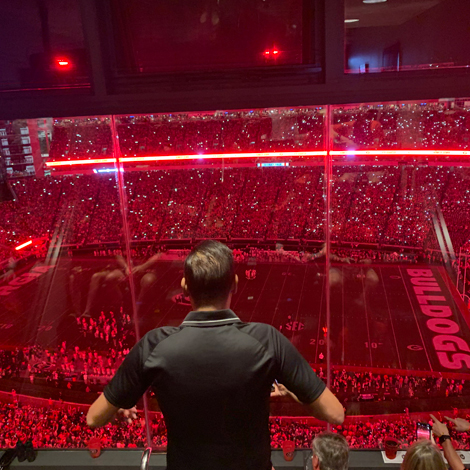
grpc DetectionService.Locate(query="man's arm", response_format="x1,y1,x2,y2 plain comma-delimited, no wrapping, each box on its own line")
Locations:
271,383,344,425
87,393,119,428
270,326,344,425
308,387,344,425
86,333,154,428
87,393,138,428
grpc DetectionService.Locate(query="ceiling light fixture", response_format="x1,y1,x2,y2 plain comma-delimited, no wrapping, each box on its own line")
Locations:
363,0,387,3
345,19,360,23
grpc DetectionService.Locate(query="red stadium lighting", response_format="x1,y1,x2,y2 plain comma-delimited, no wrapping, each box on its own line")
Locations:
264,50,270,56
44,149,470,168
46,150,470,167
55,58,71,69
272,49,279,55
45,151,327,167
15,240,33,251
46,158,117,166
331,150,470,157
120,151,326,163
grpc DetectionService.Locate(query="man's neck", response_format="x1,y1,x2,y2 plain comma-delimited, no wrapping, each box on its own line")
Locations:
194,305,228,312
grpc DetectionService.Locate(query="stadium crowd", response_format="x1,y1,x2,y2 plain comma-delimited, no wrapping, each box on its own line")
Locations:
1,334,469,404
1,400,470,450
0,310,134,390
1,164,470,262
47,104,470,164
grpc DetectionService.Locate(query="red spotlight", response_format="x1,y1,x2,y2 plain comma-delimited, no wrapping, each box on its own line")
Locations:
264,50,270,56
15,240,33,251
55,58,71,69
272,49,279,55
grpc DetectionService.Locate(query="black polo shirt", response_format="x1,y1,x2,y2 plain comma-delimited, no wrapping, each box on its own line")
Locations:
104,309,325,470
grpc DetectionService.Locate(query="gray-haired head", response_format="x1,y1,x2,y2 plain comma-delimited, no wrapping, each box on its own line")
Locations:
312,432,349,470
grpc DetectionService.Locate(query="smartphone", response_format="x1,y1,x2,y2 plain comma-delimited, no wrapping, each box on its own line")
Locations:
416,422,432,440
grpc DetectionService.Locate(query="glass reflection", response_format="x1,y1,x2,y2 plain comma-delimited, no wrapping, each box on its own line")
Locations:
329,101,470,452
112,0,305,73
0,0,88,90
1,103,470,454
345,0,470,73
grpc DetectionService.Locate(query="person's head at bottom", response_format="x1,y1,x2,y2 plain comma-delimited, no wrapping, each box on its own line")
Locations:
312,432,349,470
401,441,446,470
182,240,238,311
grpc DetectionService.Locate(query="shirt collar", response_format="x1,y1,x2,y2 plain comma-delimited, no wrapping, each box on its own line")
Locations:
181,309,241,326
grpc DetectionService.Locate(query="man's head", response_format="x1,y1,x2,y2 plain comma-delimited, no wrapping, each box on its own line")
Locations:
312,432,349,470
182,240,237,310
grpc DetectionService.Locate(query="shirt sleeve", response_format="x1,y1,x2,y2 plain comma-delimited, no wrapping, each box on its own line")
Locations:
272,327,326,404
103,336,152,409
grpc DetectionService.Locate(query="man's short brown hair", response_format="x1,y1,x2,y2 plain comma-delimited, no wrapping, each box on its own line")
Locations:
184,240,235,308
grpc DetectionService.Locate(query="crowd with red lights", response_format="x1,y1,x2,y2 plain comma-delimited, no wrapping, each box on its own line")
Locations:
2,331,469,405
324,368,470,402
1,164,470,262
0,308,135,390
47,104,470,164
49,110,324,162
2,398,470,450
2,107,470,452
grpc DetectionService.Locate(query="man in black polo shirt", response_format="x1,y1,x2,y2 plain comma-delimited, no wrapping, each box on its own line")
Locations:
87,240,344,470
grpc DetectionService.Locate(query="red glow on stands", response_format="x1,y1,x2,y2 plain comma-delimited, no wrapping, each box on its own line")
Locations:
15,240,33,251
45,152,327,167
45,149,470,167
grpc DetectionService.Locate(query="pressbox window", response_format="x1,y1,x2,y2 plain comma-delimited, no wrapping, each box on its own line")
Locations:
110,0,316,73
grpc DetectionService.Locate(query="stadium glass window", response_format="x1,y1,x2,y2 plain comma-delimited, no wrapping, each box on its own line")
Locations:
345,0,470,73
0,0,89,90
109,0,320,74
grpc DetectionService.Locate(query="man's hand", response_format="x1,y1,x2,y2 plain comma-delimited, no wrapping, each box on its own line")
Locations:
87,394,137,428
131,265,144,276
270,383,300,403
445,416,470,433
431,414,449,437
117,407,138,425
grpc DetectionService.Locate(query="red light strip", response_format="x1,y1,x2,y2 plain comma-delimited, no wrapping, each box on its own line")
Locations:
121,151,326,163
44,149,470,167
330,150,470,156
15,240,33,251
45,152,327,167
46,158,117,167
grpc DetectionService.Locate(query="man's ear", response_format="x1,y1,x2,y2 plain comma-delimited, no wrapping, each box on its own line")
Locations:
232,274,238,294
181,278,188,294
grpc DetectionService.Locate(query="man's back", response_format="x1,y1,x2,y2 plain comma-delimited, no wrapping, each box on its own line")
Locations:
88,241,342,470
104,309,326,470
